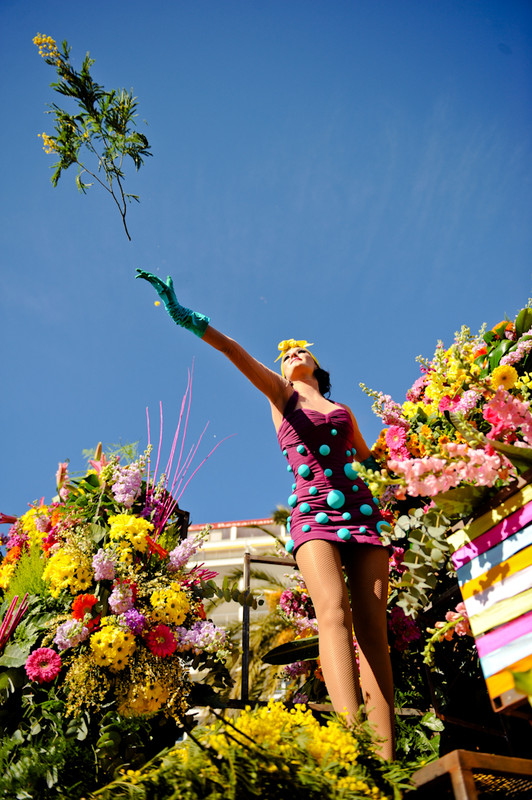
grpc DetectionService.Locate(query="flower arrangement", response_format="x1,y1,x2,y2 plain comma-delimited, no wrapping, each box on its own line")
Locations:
0,445,232,722
356,303,532,615
0,389,260,798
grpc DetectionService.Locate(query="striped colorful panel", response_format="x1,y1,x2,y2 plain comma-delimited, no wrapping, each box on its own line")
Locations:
485,653,532,699
479,631,532,678
460,544,532,601
448,484,532,552
469,587,532,637
450,498,532,569
464,564,532,618
476,610,532,658
456,523,532,585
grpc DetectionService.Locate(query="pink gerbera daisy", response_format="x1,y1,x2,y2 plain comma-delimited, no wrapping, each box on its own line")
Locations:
25,647,62,684
145,623,177,657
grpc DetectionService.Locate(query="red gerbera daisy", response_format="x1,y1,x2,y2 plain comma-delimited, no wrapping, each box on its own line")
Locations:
145,623,177,657
72,593,98,620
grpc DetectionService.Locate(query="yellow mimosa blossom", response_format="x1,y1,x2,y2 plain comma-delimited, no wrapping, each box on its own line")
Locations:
33,33,59,60
37,132,57,154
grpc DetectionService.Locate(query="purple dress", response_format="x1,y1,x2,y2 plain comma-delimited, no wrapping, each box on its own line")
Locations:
277,391,388,556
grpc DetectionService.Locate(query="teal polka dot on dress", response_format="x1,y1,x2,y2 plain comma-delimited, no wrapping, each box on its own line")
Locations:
342,512,352,520
327,489,345,509
302,524,311,533
309,486,318,496
298,464,311,478
285,538,295,553
299,502,311,513
344,463,358,480
337,528,351,540
331,428,337,436
324,468,333,477
319,444,330,456
360,504,373,516
288,494,298,508
315,512,329,524
297,445,307,455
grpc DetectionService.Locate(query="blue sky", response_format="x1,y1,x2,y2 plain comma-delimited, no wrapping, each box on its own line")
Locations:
1,0,531,526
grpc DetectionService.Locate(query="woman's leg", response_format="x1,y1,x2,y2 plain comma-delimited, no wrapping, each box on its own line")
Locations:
344,544,395,760
296,539,362,721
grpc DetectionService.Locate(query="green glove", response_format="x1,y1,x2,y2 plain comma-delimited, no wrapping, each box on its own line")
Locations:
136,269,210,338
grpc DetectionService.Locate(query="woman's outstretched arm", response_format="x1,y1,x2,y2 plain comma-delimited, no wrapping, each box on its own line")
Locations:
136,269,289,407
202,325,289,406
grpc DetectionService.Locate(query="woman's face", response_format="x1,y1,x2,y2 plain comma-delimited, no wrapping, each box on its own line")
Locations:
282,347,316,380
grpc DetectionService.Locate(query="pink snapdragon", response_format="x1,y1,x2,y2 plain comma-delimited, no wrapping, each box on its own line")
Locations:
500,326,532,366
388,443,510,497
483,387,532,444
168,533,204,571
372,392,410,429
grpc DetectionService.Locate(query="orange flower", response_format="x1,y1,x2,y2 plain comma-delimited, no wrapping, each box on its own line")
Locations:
3,545,22,564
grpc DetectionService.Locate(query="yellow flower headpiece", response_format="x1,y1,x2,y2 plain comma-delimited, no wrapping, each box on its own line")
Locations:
275,339,320,376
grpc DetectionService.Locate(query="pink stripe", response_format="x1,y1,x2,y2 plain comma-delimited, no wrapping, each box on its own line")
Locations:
475,610,532,657
451,501,532,570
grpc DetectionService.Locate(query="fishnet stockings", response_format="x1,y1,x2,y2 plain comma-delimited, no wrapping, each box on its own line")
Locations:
296,540,395,760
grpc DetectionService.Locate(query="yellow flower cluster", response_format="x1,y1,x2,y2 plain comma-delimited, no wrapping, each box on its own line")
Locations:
206,699,360,768
150,582,190,625
37,132,57,154
0,563,16,590
42,547,93,597
19,507,47,544
90,618,136,672
108,514,154,561
33,33,59,60
117,682,169,717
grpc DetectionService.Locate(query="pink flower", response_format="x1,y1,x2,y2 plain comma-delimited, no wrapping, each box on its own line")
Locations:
25,647,62,683
145,623,177,657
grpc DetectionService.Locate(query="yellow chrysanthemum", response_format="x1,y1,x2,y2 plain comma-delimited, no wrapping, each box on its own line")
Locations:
90,620,136,672
0,563,16,590
491,364,518,391
150,583,190,625
42,547,93,598
117,682,169,717
108,514,153,554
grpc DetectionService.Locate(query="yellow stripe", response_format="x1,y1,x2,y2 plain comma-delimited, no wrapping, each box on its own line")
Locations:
485,653,532,698
448,485,532,552
469,587,532,636
460,544,532,600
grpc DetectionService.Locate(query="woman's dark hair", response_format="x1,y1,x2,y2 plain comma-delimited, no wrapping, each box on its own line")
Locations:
314,367,331,398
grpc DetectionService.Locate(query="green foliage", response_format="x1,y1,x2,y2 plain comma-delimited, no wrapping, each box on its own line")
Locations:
34,35,151,240
5,543,47,604
263,635,319,665
195,577,264,610
387,507,452,616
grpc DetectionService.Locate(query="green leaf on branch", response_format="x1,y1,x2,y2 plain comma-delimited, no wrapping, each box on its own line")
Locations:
262,636,320,665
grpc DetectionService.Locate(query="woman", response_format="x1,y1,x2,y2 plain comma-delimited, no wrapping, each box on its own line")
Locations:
136,270,395,759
